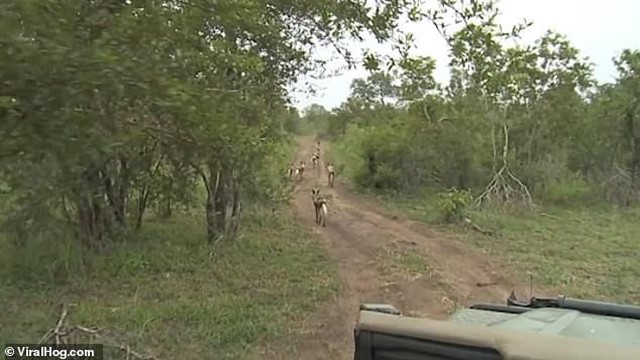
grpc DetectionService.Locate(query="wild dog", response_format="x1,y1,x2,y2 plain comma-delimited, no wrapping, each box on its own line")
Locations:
311,152,319,169
326,162,335,188
296,160,306,180
311,186,328,227
287,162,295,179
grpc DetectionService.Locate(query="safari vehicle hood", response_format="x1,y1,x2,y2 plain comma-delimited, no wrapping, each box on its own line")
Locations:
449,306,640,347
449,292,640,347
354,295,640,360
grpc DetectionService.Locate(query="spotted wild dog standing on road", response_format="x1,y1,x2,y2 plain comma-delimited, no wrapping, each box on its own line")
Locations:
287,162,295,179
326,162,335,188
295,160,306,180
311,152,319,169
311,186,328,227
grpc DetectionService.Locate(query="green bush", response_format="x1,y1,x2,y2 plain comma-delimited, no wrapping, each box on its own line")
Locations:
331,124,368,185
436,188,473,223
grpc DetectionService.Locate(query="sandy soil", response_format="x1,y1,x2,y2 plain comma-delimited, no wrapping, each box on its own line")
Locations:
246,136,547,359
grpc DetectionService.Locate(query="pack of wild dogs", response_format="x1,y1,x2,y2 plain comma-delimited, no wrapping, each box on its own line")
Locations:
287,141,336,227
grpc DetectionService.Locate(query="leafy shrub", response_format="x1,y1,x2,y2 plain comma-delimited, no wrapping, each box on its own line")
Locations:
436,188,473,223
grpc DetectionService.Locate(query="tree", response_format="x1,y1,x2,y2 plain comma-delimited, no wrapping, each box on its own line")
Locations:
351,72,399,106
0,0,423,248
579,50,640,204
327,0,638,211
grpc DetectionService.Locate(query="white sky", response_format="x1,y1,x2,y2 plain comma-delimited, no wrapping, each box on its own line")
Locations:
290,0,640,111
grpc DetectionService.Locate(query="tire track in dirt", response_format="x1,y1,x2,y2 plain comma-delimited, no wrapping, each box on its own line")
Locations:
248,136,548,360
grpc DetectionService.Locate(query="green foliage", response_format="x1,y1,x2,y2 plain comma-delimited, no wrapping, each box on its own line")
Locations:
299,104,331,136
468,206,640,304
0,207,339,358
379,191,640,305
329,124,368,185
1,0,419,247
3,0,640,348
541,175,595,207
0,1,421,351
249,138,298,204
315,0,639,211
436,188,473,223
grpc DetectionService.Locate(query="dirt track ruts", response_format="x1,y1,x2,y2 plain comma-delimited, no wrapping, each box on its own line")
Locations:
249,136,548,359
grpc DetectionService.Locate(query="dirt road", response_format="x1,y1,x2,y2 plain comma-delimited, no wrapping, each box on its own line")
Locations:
250,136,546,359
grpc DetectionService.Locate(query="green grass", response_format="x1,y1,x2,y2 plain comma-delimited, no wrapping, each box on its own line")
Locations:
374,242,433,282
467,206,640,304
0,207,338,359
322,137,640,305
372,191,640,306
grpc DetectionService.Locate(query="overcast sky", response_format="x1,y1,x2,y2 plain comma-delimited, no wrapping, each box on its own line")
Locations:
290,0,640,111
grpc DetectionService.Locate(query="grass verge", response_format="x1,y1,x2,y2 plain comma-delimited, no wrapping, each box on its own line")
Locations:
0,207,338,359
373,191,640,305
374,243,432,282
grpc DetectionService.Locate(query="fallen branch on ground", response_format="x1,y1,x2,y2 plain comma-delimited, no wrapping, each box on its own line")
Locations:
39,303,159,360
463,217,494,236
